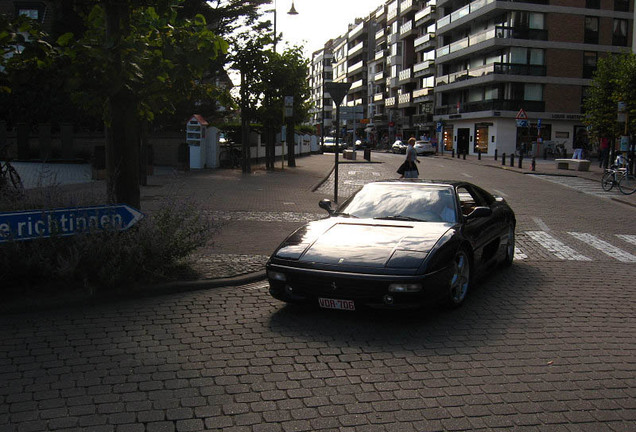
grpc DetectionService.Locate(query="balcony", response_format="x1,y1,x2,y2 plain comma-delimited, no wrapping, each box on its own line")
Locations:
398,92,412,107
374,93,385,103
415,5,436,26
400,20,415,38
413,87,434,102
414,33,435,52
348,60,364,75
349,22,364,40
437,0,495,31
435,100,545,115
387,4,398,22
414,60,435,77
399,0,414,15
350,79,365,91
398,67,414,83
386,96,396,107
375,50,385,61
375,28,385,41
374,71,385,82
349,41,364,58
435,62,547,86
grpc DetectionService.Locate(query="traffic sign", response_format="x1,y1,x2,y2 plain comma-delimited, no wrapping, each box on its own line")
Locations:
515,109,528,120
325,82,351,106
0,204,144,243
516,119,528,128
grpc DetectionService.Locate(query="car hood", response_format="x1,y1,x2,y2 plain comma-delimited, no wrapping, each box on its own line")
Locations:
273,218,453,270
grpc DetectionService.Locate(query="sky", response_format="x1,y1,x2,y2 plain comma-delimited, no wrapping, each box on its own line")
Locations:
270,0,386,57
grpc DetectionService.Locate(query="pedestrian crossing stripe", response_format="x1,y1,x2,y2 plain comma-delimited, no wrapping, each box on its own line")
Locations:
569,232,636,263
525,231,592,261
616,234,636,247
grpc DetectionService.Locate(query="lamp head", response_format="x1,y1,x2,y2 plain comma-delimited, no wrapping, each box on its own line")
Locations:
287,1,298,15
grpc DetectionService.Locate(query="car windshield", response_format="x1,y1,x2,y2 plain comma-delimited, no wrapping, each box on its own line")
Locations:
339,183,457,223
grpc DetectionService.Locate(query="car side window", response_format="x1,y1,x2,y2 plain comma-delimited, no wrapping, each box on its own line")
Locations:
456,186,484,216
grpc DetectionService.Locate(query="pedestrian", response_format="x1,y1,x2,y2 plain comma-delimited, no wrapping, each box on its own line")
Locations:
572,131,586,160
397,137,420,178
599,136,610,168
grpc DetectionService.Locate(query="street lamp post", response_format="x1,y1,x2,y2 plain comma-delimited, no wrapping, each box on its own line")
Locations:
271,0,299,53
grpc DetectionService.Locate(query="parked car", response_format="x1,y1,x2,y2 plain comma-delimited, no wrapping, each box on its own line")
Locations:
414,140,435,156
322,137,347,152
391,140,406,154
266,180,516,311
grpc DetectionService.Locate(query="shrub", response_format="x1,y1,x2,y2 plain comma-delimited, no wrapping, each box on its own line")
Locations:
0,186,214,299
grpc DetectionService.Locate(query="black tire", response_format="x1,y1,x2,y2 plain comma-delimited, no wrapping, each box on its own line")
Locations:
618,173,636,195
502,224,515,267
601,171,614,191
445,248,471,308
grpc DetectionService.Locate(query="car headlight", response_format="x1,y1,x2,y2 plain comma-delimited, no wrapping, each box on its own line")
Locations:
267,270,287,282
388,283,422,293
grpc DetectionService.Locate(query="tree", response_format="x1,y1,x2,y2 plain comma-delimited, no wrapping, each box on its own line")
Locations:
584,52,636,141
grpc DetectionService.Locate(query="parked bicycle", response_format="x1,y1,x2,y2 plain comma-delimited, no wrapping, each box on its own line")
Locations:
0,144,24,194
601,154,636,195
218,143,243,169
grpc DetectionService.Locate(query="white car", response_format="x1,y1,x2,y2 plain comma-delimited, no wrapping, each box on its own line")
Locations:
414,140,435,155
391,140,406,154
322,137,347,152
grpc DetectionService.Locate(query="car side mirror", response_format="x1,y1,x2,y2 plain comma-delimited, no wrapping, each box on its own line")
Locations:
466,206,492,220
319,199,335,215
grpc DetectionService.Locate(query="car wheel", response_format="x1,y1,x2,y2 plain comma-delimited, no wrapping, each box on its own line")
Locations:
446,248,471,308
503,224,515,267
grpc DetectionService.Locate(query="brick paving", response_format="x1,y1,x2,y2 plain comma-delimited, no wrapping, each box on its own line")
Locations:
1,151,635,431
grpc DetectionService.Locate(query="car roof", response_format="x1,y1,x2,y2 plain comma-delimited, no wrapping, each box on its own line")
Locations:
367,179,466,188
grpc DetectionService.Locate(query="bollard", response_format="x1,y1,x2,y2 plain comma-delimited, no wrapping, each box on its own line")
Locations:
458,150,461,159
531,157,536,171
478,149,482,160
518,154,523,169
452,149,455,158
494,149,498,161
510,153,515,167
463,151,466,160
502,153,506,166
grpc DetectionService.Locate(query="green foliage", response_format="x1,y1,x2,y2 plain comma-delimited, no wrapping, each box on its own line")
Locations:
0,195,213,296
584,52,636,138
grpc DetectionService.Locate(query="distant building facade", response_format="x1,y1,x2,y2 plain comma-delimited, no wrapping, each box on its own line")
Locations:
309,0,634,156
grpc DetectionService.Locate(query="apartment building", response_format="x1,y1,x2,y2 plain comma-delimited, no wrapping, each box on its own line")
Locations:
309,42,335,140
309,0,634,155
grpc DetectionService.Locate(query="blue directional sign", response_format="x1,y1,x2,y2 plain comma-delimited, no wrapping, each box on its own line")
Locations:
0,204,144,242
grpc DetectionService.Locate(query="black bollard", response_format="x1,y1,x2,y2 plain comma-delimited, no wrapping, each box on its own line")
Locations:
518,154,523,169
502,153,506,165
531,157,536,171
510,153,515,167
478,149,482,160
452,149,455,158
463,152,466,160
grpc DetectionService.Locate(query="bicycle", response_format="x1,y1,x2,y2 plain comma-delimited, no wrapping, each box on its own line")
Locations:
0,144,24,194
601,157,636,195
218,144,243,169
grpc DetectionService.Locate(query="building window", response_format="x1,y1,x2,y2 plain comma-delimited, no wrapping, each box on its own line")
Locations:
524,83,543,101
15,2,46,22
612,19,628,46
583,52,597,78
614,0,629,12
584,16,599,44
586,0,600,9
474,125,489,153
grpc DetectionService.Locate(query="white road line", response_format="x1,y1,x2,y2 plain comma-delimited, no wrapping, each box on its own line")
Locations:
526,231,591,261
616,234,636,247
532,217,551,232
569,232,636,263
461,173,473,178
514,247,527,260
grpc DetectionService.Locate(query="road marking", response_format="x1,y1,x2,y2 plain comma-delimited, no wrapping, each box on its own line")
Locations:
514,247,527,260
616,234,636,247
526,231,591,261
461,173,473,178
529,174,622,198
532,217,550,231
492,189,508,198
568,232,636,263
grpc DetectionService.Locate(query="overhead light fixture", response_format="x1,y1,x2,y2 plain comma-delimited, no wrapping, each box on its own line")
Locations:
288,1,298,15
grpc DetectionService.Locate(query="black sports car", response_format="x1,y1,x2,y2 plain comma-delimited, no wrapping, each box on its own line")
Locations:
266,180,516,310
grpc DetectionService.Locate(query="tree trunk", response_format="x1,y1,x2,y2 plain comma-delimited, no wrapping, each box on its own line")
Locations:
104,2,141,209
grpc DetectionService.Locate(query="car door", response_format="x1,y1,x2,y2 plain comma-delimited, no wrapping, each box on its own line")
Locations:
456,184,501,266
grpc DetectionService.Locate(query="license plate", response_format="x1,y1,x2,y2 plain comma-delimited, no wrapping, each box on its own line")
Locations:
318,298,355,311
